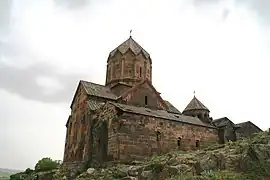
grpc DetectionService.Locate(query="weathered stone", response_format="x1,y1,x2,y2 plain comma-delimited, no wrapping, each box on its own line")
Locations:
113,167,129,178
121,176,138,180
127,166,143,176
86,168,95,175
140,170,153,180
199,153,219,172
164,166,179,177
194,161,203,175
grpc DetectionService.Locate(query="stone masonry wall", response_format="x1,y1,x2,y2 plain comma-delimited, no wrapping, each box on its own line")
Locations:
110,112,218,162
91,103,119,164
236,122,262,140
224,123,237,142
124,82,165,110
110,83,131,96
60,161,87,177
64,83,88,163
106,49,152,87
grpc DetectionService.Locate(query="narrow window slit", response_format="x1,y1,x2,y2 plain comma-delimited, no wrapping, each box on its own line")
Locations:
177,137,182,147
196,140,200,147
145,96,148,106
156,131,161,141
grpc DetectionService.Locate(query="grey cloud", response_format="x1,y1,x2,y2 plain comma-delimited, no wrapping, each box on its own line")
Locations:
0,62,86,103
192,0,231,21
192,0,270,24
192,0,218,6
0,41,19,57
0,0,89,104
0,0,12,34
236,0,270,25
0,1,13,62
53,0,91,9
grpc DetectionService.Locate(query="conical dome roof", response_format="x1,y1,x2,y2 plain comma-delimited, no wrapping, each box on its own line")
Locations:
109,36,150,59
183,96,209,113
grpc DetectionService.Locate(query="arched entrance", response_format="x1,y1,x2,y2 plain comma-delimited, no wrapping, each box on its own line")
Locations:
98,122,109,163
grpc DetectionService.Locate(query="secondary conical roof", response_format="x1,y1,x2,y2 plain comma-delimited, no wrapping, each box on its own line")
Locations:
183,96,209,112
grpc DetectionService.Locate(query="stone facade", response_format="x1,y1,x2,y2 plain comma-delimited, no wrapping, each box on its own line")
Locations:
108,112,217,162
235,121,262,139
61,36,261,174
63,83,88,162
80,102,218,166
213,117,262,144
121,80,168,110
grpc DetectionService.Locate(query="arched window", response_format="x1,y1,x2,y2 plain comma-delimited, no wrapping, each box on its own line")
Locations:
139,67,142,77
196,140,200,147
156,131,161,141
177,137,182,147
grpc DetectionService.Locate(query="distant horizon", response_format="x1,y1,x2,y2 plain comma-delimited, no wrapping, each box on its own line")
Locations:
0,168,22,173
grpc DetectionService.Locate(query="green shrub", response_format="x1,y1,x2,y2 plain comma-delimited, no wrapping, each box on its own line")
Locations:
24,168,33,174
10,172,24,180
246,160,270,180
34,157,60,172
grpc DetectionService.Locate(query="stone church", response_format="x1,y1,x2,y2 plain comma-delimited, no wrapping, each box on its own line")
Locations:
62,35,261,172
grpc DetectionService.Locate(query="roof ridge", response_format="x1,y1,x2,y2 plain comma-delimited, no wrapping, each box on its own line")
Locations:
213,117,229,122
80,80,107,87
129,36,148,54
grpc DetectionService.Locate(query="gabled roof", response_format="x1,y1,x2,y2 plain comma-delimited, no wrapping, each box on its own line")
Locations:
119,79,169,110
81,80,117,100
109,102,215,128
109,36,150,59
213,117,235,127
164,100,182,114
235,121,262,131
183,96,209,112
70,80,117,108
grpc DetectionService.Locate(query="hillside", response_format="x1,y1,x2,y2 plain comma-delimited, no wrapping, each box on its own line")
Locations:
11,132,270,180
0,168,21,179
70,132,270,180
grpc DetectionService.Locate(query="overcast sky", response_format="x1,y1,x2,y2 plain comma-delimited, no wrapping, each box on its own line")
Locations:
1,0,270,170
